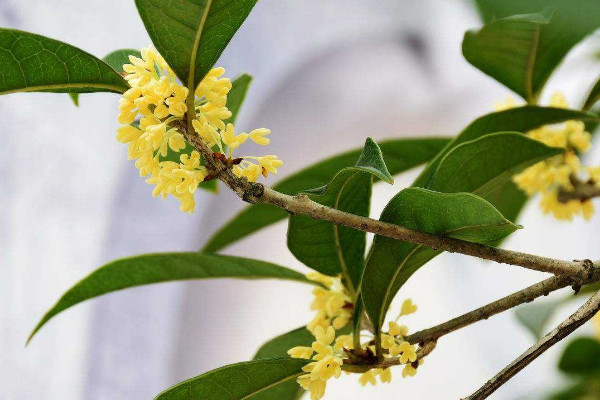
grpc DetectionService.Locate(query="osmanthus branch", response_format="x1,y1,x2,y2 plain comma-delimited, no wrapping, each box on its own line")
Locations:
179,122,595,277
464,289,600,400
405,268,600,345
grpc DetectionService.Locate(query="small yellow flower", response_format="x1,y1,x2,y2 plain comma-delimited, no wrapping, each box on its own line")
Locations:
358,370,378,386
397,341,417,364
400,299,417,316
388,321,408,337
249,128,271,145
333,334,353,351
379,368,392,383
402,359,424,378
288,346,314,359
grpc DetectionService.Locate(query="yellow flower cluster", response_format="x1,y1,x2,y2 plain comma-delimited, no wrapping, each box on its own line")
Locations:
288,326,345,400
306,272,353,334
116,47,282,213
289,273,421,400
504,93,598,220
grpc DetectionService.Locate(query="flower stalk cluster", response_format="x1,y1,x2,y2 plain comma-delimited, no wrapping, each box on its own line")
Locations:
288,272,422,400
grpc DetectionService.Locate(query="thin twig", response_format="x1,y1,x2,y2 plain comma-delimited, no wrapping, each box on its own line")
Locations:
464,289,600,400
180,124,595,277
558,174,600,203
406,268,600,345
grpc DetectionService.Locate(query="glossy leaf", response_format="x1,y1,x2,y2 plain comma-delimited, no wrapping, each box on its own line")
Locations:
475,0,600,100
428,132,564,196
29,253,313,343
251,327,313,400
362,187,521,329
135,0,258,89
70,48,142,105
287,138,392,290
0,29,129,95
462,11,552,102
203,137,451,253
559,337,600,375
415,106,598,188
155,358,309,400
583,75,600,111
514,298,563,339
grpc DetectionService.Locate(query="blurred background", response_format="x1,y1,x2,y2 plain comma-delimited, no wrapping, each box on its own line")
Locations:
2,0,600,398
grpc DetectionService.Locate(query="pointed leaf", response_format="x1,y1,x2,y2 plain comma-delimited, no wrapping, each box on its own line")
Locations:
29,252,313,343
362,187,521,329
415,106,598,188
475,0,600,100
462,11,552,102
287,138,392,291
0,29,129,95
135,0,258,89
155,358,309,400
203,137,451,253
428,132,564,196
514,298,563,340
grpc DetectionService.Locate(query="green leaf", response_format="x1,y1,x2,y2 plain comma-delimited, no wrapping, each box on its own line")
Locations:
462,11,552,102
548,374,600,400
362,187,521,330
203,137,451,253
514,298,563,339
70,48,142,105
475,0,600,101
559,337,600,375
0,29,129,95
254,327,314,360
28,252,313,343
287,138,393,291
414,106,598,188
135,0,258,89
583,75,600,111
251,328,313,400
155,358,309,400
427,132,564,196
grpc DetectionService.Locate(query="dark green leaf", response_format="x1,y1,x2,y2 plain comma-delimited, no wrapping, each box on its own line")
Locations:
559,337,600,375
415,106,598,188
514,298,563,339
0,29,129,95
584,75,600,111
135,0,258,89
428,132,564,196
251,328,313,400
28,252,313,343
362,187,521,329
475,0,600,101
203,137,452,253
70,48,142,105
155,358,309,400
287,138,393,291
462,11,552,102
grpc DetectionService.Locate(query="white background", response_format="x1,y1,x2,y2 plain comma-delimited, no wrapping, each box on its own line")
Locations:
1,0,600,399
